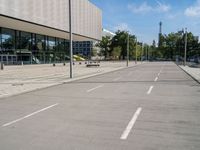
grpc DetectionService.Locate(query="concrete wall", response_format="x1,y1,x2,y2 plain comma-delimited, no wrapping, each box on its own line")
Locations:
0,0,102,40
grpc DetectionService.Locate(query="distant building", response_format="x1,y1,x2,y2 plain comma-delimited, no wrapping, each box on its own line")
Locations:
73,41,93,57
74,29,115,58
102,29,116,37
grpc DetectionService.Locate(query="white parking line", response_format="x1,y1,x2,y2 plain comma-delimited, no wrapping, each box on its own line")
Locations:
87,85,104,93
154,77,158,82
120,107,142,140
147,86,154,95
113,77,121,81
2,103,59,127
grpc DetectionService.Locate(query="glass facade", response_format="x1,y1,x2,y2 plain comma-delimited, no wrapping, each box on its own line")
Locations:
1,28,15,54
73,41,93,57
0,27,69,65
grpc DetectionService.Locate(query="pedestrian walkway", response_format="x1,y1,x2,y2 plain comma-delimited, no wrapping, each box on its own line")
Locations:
0,61,142,99
179,65,200,83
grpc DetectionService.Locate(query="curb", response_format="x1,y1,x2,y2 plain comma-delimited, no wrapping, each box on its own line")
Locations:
176,64,200,85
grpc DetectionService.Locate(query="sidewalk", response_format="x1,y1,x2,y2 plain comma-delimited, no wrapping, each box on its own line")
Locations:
179,65,200,83
0,61,142,99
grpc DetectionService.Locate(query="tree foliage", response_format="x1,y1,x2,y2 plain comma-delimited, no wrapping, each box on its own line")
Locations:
157,31,200,60
111,46,122,59
96,30,200,61
96,36,111,59
111,30,137,60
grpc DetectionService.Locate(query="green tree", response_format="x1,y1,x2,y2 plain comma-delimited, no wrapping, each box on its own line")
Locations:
110,30,136,60
91,47,98,57
96,36,111,59
157,31,200,60
111,46,122,59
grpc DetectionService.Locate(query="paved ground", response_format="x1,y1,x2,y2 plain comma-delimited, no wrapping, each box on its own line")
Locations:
0,62,200,150
180,65,200,82
0,61,139,98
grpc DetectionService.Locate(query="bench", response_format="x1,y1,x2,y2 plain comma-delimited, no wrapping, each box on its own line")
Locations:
86,63,100,67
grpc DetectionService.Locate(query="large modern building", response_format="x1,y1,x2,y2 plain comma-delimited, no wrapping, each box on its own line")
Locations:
0,0,102,64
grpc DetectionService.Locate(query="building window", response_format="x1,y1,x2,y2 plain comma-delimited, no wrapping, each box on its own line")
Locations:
1,28,15,54
32,34,46,64
0,27,2,53
15,31,32,63
0,26,70,64
36,34,45,51
47,36,56,51
20,31,32,51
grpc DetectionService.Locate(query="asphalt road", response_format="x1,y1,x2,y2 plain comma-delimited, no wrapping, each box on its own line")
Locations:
0,62,200,150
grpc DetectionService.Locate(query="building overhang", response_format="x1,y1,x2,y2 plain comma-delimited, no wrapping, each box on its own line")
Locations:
0,15,99,42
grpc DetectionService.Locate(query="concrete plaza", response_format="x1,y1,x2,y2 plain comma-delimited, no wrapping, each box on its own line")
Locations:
0,61,140,98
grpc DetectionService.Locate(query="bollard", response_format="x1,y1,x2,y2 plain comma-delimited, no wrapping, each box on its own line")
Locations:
79,62,82,65
63,63,66,66
53,63,56,67
21,61,23,66
1,62,4,70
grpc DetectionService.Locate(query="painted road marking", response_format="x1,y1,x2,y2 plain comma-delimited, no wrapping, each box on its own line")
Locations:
120,107,142,140
87,85,104,93
154,77,158,82
2,103,59,127
147,86,154,95
113,77,121,81
158,64,165,76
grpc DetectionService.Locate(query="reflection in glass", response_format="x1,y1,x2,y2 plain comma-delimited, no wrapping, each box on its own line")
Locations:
36,34,45,51
0,27,70,64
21,32,31,50
1,28,15,54
48,37,55,51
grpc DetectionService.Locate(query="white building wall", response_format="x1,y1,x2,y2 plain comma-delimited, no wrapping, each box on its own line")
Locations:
0,0,102,40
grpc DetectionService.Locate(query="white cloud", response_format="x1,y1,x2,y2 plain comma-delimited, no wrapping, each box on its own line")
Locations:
185,0,200,17
156,1,171,12
112,23,135,34
166,13,180,20
128,1,171,14
114,23,129,31
128,2,152,14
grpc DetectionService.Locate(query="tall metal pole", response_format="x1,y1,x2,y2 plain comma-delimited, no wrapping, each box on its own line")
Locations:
184,28,187,66
141,42,143,62
69,0,73,78
127,33,129,67
145,45,148,61
135,38,137,64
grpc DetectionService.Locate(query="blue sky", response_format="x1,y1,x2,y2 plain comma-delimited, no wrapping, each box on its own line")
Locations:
90,0,200,44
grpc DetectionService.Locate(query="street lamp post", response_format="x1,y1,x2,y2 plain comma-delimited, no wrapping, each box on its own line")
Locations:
135,38,137,64
184,28,187,66
145,46,148,61
69,0,73,78
141,42,143,62
127,33,129,67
